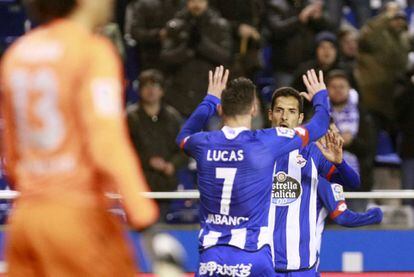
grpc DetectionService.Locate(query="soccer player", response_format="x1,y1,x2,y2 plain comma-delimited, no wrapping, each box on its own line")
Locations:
0,0,158,276
315,177,383,277
176,66,330,276
267,87,361,276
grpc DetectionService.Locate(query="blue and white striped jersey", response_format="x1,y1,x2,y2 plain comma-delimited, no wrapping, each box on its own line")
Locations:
269,143,335,271
182,126,309,251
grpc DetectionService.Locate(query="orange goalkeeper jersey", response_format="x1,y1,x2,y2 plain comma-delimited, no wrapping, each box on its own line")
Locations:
0,19,158,226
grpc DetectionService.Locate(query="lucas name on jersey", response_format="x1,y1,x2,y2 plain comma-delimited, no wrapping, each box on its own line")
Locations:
206,213,249,226
206,149,244,162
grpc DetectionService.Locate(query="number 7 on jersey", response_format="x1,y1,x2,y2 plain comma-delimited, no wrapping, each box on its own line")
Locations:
216,168,237,215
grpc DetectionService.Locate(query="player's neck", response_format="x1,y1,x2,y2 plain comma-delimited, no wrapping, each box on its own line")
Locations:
67,10,97,32
223,115,252,130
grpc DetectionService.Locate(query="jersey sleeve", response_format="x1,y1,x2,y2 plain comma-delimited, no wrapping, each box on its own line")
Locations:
176,95,220,150
0,56,18,187
317,177,382,227
257,127,308,159
317,177,347,219
77,37,158,229
179,132,203,158
314,145,361,189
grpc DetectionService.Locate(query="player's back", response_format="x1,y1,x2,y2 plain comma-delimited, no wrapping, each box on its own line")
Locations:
187,127,281,251
0,19,120,200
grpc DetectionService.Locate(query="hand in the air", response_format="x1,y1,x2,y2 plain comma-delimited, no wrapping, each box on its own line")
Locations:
301,69,327,102
207,65,230,99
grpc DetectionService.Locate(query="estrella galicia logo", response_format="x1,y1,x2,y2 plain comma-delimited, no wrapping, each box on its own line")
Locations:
272,171,302,206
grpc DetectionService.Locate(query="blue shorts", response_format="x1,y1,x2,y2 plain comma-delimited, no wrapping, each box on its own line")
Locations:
274,267,317,277
196,245,274,277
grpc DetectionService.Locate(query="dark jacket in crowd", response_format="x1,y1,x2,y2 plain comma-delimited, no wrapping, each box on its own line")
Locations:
125,0,183,70
161,8,232,116
356,13,410,122
291,59,355,94
210,0,264,78
127,103,188,192
394,71,414,159
263,0,333,73
345,108,377,192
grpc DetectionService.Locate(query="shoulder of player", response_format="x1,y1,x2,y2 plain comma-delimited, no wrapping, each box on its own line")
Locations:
88,34,119,59
254,127,296,139
0,27,40,64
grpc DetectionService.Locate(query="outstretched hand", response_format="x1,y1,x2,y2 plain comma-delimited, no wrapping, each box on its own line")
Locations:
301,69,327,102
207,65,229,99
316,130,344,164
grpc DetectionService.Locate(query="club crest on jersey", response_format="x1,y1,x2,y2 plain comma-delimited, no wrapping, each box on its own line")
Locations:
296,154,307,168
272,171,302,206
331,183,345,201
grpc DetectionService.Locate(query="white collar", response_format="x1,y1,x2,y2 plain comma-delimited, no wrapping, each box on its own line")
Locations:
221,126,249,140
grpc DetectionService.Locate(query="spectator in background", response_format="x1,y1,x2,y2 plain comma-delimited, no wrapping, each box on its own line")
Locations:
161,0,232,117
210,0,263,79
125,0,183,71
291,31,354,98
394,69,414,207
325,0,371,29
327,70,377,210
263,0,333,87
338,26,359,69
355,2,410,136
101,22,126,60
127,70,188,220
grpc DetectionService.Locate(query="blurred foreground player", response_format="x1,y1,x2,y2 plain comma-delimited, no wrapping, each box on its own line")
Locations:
0,0,159,276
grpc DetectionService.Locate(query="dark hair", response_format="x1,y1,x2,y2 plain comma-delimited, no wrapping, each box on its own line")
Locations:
270,87,304,113
138,69,164,89
326,70,350,85
23,0,77,23
221,77,256,117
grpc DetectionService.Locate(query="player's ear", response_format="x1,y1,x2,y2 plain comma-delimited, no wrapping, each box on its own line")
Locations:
251,102,257,116
217,104,223,116
298,113,304,125
268,108,273,122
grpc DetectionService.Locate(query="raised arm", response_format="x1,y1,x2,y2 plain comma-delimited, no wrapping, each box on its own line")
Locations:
176,66,229,148
300,69,330,143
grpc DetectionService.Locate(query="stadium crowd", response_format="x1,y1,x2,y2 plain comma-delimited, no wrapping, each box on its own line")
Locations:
0,0,414,222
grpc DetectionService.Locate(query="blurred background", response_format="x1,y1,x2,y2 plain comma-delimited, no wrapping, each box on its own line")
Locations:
1,0,414,275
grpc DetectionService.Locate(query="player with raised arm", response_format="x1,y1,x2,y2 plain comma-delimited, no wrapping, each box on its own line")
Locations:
0,0,158,276
176,66,330,276
267,87,362,276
